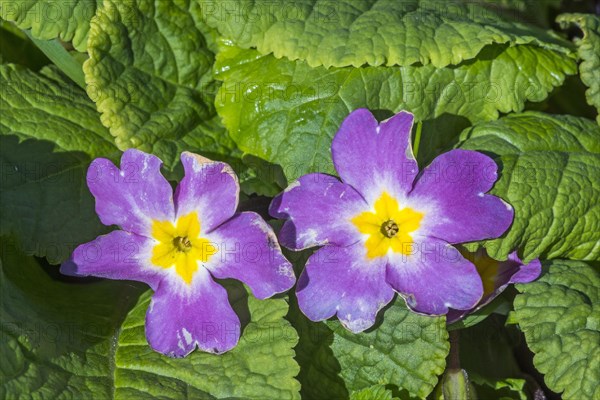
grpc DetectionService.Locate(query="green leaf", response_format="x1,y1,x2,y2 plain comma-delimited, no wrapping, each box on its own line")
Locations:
350,385,397,400
114,284,300,399
513,260,600,400
532,74,598,120
204,0,572,68
0,20,49,68
474,0,562,28
287,274,448,400
447,292,512,331
1,64,115,156
0,241,143,399
0,0,98,52
558,14,600,124
287,290,349,400
459,316,524,382
326,298,449,399
0,136,108,264
469,375,528,400
24,32,86,89
215,44,576,181
452,315,531,400
84,0,237,169
0,64,119,263
238,154,287,197
457,112,600,262
1,245,301,399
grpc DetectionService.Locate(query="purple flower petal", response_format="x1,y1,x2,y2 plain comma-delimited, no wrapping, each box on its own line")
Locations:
270,173,367,250
207,212,295,299
61,230,163,290
331,109,418,202
508,252,542,283
174,152,239,233
296,243,395,333
446,249,541,324
409,149,513,243
385,238,483,314
145,269,240,357
87,149,174,236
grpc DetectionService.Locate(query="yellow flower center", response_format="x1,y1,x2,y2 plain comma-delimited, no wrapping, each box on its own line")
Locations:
150,212,217,284
352,192,424,259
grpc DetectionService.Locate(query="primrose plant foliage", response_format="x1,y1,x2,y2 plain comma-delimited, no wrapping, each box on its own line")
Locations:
62,150,295,357
2,2,599,398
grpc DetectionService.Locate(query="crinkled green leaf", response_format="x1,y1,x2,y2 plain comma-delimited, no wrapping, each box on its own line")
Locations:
0,246,301,399
350,384,397,400
558,14,600,123
457,112,600,262
288,284,448,400
204,0,572,68
114,285,300,399
215,44,576,181
0,241,143,399
326,298,449,399
0,64,118,263
513,260,600,400
1,64,115,156
0,0,97,52
84,0,237,169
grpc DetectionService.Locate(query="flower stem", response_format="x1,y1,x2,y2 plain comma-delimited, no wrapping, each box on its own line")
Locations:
448,329,460,370
413,121,423,159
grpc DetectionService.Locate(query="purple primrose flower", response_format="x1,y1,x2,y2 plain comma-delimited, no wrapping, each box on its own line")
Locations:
62,149,295,357
270,109,514,333
446,248,541,324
